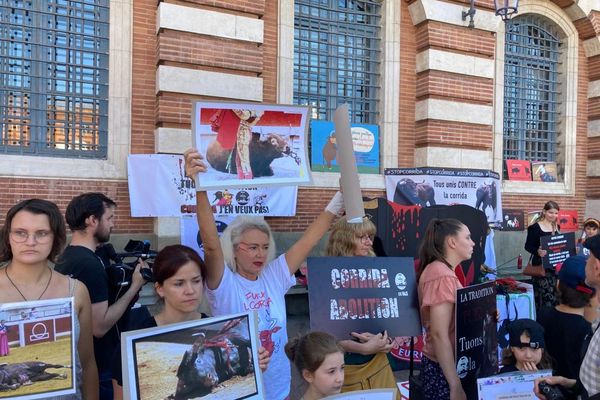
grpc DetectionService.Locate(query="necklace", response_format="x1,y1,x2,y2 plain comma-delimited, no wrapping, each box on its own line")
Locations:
5,266,53,301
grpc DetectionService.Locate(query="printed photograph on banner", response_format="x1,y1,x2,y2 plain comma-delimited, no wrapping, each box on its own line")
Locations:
384,167,503,224
180,214,234,259
0,298,76,399
192,102,311,190
505,159,532,181
121,312,264,400
127,154,298,217
531,161,558,182
527,210,542,226
309,120,380,174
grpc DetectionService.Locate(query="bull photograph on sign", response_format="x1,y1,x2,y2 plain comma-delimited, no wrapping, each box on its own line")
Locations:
0,297,76,399
385,167,503,224
192,101,311,190
121,312,264,400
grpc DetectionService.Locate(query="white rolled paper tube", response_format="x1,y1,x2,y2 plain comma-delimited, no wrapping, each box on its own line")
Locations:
333,104,365,223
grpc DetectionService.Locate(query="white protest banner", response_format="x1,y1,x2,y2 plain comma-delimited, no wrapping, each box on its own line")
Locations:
180,214,235,258
385,167,502,224
128,154,297,217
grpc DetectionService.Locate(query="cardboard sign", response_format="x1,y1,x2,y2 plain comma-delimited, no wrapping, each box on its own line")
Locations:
121,312,264,400
540,232,576,269
531,161,558,182
505,160,532,181
384,167,502,224
501,209,525,231
455,282,498,400
0,298,76,399
307,257,421,339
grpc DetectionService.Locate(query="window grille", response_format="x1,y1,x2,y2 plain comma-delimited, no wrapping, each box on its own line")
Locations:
0,0,109,158
503,15,561,163
294,0,381,124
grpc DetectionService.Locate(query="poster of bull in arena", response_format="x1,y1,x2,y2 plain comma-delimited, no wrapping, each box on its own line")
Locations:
121,312,264,400
384,167,503,224
0,298,76,399
192,101,311,190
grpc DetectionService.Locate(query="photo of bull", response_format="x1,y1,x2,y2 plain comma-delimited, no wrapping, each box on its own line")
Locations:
0,361,69,391
206,132,298,178
393,178,436,207
475,181,497,219
169,319,254,399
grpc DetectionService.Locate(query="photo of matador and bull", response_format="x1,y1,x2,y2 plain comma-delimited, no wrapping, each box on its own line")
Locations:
123,314,263,400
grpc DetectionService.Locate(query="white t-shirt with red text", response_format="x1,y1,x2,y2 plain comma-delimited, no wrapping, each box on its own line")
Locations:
206,254,295,400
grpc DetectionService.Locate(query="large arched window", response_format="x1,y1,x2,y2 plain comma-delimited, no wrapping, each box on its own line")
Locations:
293,0,381,124
503,15,562,176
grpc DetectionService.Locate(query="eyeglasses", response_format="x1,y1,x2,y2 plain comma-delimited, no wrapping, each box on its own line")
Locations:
237,242,269,255
356,234,374,243
10,230,53,244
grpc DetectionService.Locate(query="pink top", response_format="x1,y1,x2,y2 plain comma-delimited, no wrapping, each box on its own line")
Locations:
418,260,462,362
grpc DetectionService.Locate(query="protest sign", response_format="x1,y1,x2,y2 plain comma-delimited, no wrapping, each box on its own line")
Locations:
477,370,551,400
307,257,421,339
384,167,502,224
540,232,576,269
558,210,578,231
505,160,532,181
121,312,263,400
192,101,311,189
501,209,525,231
180,214,234,258
455,282,498,400
310,120,380,174
128,154,297,217
0,298,76,399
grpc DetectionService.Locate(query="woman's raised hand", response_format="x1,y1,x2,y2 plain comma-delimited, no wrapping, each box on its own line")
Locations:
183,149,207,181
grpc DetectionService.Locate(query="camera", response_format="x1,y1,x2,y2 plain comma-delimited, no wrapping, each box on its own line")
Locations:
538,382,565,400
97,240,157,303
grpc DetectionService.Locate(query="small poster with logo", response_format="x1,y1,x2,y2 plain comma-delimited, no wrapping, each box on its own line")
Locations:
505,160,532,181
455,282,498,400
557,210,578,232
0,298,76,399
501,209,525,231
306,257,421,339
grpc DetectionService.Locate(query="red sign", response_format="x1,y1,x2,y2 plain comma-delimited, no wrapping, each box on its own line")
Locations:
505,160,532,181
558,210,578,231
23,319,55,345
390,335,424,363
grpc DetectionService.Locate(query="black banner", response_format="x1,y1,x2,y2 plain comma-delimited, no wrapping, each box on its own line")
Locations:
455,282,498,400
307,257,421,339
540,232,576,269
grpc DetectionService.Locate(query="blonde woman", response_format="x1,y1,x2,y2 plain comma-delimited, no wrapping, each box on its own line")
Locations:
325,216,399,399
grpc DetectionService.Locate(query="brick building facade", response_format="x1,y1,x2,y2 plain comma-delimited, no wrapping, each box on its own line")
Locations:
1,0,600,264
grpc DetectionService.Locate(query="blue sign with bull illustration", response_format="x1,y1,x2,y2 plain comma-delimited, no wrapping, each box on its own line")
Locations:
384,167,503,224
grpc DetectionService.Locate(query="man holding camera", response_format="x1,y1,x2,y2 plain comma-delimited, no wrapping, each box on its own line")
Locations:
534,234,600,400
55,193,146,400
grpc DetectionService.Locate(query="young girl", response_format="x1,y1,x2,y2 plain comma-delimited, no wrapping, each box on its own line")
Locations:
326,216,398,397
525,201,560,308
184,149,343,399
285,332,345,400
111,244,271,399
499,319,552,373
417,218,474,400
0,199,98,399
